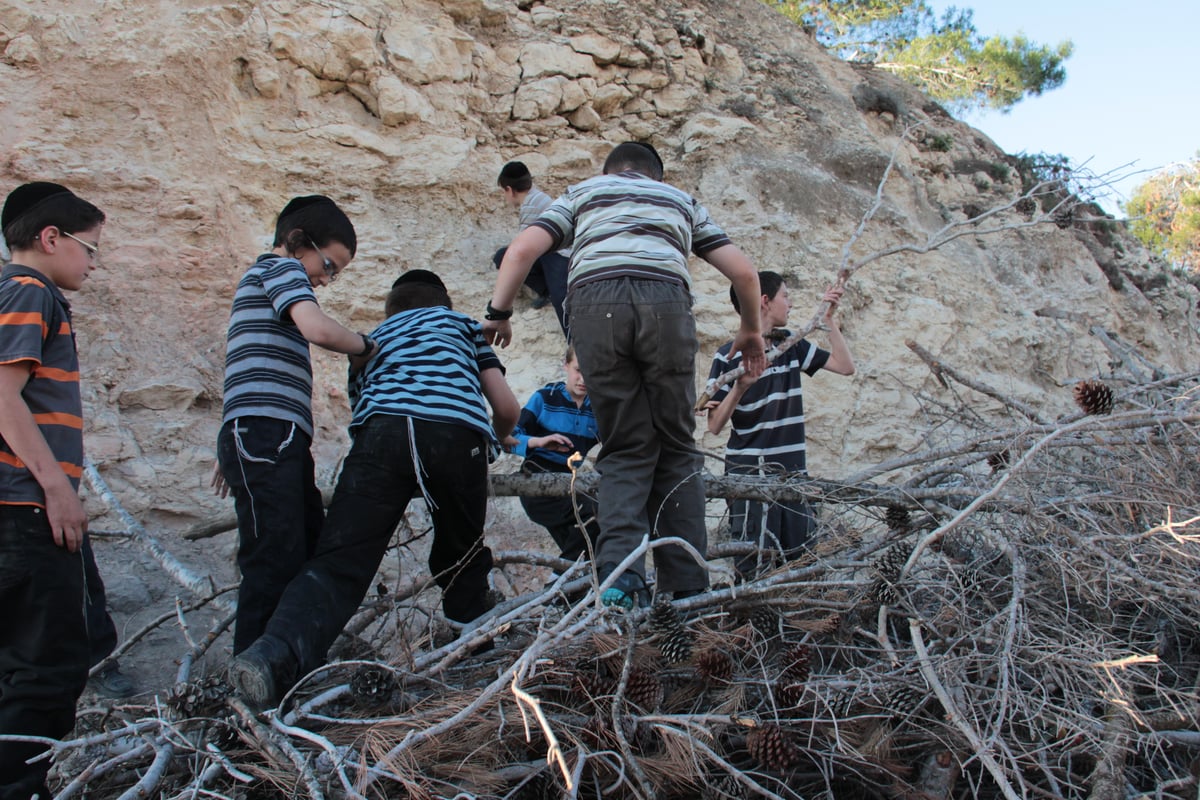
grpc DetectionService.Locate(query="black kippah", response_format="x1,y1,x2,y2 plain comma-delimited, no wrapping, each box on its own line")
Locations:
629,142,664,175
391,269,446,290
2,182,75,231
277,194,335,221
499,161,531,180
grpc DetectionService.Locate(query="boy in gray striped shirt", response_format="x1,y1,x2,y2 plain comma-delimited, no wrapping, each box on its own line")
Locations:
213,196,378,655
484,143,767,608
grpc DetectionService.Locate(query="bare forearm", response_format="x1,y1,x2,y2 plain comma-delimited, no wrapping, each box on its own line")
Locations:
706,384,746,435
491,227,554,311
823,320,856,376
290,301,367,354
0,398,74,496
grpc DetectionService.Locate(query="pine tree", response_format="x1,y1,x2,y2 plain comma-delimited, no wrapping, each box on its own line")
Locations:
766,1,1072,111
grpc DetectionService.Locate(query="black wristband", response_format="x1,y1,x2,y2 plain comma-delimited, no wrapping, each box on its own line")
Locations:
356,333,375,357
485,303,513,321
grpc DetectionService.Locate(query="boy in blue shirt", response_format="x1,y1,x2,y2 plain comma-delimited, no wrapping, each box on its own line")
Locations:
505,345,599,561
229,270,519,708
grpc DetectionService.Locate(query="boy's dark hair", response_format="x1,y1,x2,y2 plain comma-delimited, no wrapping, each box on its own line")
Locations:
273,195,357,257
2,182,106,251
498,161,533,193
386,269,452,316
564,343,576,363
730,270,784,313
603,142,664,181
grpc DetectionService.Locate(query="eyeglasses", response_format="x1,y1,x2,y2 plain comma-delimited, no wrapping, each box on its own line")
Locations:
60,230,100,262
307,236,340,283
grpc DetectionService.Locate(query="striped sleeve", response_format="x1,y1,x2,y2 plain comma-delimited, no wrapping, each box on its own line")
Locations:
531,194,576,252
259,258,317,319
0,277,57,366
690,200,732,256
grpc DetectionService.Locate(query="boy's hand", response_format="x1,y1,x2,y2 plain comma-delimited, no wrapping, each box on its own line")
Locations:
44,483,86,552
210,459,230,499
482,318,512,348
733,330,767,379
822,286,845,322
533,433,574,453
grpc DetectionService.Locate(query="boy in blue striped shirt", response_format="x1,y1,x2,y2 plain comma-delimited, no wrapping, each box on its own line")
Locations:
505,345,600,562
229,270,519,708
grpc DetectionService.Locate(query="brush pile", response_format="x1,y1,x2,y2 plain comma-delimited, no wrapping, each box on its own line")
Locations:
34,367,1200,799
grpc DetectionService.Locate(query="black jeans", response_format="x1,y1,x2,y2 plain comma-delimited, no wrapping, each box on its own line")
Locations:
726,462,817,578
217,417,324,654
262,415,494,676
0,507,88,800
82,537,118,667
519,462,598,562
493,246,570,335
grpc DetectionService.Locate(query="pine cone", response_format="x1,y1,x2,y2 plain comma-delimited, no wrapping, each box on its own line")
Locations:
660,629,695,664
773,644,810,706
650,598,695,664
986,449,1010,473
350,664,397,702
884,505,910,532
167,675,230,718
701,772,746,800
696,648,733,685
746,723,801,772
570,667,614,704
869,544,911,604
780,644,811,684
1073,380,1114,415
625,667,664,712
882,682,926,717
751,604,780,639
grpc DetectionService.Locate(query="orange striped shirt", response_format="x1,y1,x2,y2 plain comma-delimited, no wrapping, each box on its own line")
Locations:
0,265,84,507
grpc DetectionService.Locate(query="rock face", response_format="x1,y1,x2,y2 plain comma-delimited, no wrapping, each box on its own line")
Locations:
1,0,1196,531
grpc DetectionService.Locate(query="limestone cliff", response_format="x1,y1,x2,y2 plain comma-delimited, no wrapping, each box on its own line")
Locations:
2,0,1195,529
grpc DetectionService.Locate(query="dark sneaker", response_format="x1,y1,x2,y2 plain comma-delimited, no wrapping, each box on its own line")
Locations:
228,636,294,710
90,661,136,699
598,563,651,610
530,294,551,309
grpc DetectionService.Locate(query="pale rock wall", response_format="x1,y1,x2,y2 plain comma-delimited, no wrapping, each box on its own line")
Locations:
1,0,1196,531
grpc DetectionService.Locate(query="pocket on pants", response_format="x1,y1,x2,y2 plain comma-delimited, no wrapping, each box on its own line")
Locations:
228,418,299,466
654,309,698,374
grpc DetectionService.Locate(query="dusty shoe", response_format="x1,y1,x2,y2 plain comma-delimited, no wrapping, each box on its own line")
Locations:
530,294,551,309
598,563,651,610
228,636,294,710
90,661,136,699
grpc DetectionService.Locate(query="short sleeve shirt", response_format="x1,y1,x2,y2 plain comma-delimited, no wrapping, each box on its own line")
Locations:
220,254,319,437
349,306,504,449
708,334,829,473
531,171,732,290
0,264,83,506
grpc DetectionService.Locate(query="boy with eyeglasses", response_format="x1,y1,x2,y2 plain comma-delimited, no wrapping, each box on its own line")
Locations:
229,270,520,708
0,181,104,800
213,195,379,656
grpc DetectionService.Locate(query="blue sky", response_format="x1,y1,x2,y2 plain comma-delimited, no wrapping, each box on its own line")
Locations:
930,1,1198,215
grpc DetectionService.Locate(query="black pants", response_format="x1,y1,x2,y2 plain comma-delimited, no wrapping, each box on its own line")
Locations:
217,417,324,654
727,461,816,579
0,507,88,800
262,416,494,676
82,537,118,667
493,246,570,335
519,463,598,562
